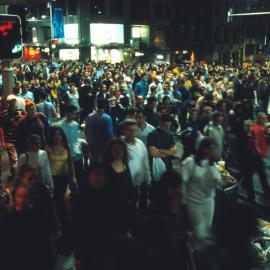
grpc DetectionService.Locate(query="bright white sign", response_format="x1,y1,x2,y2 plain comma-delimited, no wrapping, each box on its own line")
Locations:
64,24,79,44
90,23,124,45
59,49,80,60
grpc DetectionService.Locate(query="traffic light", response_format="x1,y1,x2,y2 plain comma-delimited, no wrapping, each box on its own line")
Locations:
0,14,23,60
52,39,59,46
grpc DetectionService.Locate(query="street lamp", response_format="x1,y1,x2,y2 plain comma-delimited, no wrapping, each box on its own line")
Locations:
227,9,270,22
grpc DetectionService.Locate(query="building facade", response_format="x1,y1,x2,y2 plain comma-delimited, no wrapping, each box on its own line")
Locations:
3,0,270,64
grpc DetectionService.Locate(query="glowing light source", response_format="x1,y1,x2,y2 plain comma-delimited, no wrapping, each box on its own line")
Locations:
156,54,164,60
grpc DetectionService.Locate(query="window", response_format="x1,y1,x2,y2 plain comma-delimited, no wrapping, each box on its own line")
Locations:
155,3,163,18
165,26,170,45
179,24,185,41
90,0,105,15
190,25,195,41
68,0,77,15
110,0,123,16
130,0,150,21
165,5,170,18
43,26,51,41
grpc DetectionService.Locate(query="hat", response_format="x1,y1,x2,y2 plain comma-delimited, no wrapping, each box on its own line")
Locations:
156,75,163,82
119,118,138,130
6,95,17,101
125,77,132,82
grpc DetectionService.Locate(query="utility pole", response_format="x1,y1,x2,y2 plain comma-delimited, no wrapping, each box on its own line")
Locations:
2,60,14,98
49,2,54,63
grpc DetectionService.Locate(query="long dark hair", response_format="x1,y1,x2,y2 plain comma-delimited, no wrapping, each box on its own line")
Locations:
195,137,217,164
48,126,70,151
102,138,129,166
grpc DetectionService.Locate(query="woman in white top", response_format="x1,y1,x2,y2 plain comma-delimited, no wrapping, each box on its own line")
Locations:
66,83,80,111
17,134,54,195
181,137,220,239
212,83,223,104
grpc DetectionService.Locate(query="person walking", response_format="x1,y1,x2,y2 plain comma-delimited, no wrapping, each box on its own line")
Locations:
85,98,113,161
181,137,220,239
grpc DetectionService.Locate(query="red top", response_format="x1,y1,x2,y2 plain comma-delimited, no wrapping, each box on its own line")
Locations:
250,123,268,158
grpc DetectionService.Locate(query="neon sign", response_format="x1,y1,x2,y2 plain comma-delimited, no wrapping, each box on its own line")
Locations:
0,21,13,36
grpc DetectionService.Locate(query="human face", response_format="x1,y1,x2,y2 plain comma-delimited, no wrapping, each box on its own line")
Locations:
110,86,116,93
204,144,219,161
163,83,169,92
190,111,198,122
21,171,36,185
70,85,76,93
52,130,63,144
151,86,157,94
27,105,36,118
111,143,124,160
67,111,78,121
135,112,146,127
258,114,267,125
147,100,156,109
136,96,144,105
213,116,224,126
204,107,213,119
88,168,106,189
124,125,138,141
30,141,41,152
160,121,172,132
15,186,31,212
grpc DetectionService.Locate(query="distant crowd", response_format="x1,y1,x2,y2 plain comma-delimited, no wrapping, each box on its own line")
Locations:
0,60,269,270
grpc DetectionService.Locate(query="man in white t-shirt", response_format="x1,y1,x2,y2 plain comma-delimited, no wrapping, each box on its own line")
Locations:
7,86,26,111
121,118,151,186
135,108,155,145
121,119,151,213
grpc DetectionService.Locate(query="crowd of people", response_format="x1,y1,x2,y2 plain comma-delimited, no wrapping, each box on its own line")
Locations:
0,60,269,270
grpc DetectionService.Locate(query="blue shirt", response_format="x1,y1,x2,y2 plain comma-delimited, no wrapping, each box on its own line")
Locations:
66,91,80,110
134,80,149,98
85,110,113,158
58,120,82,160
157,91,175,103
36,101,56,125
21,91,34,101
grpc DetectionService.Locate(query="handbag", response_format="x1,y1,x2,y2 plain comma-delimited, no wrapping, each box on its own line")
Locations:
152,157,166,181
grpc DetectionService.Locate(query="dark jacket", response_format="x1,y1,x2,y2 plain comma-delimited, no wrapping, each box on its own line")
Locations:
1,208,53,270
71,184,128,260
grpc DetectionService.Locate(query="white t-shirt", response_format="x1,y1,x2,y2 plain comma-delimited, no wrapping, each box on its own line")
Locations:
138,122,155,145
7,94,25,111
126,138,151,186
17,150,54,192
181,157,220,206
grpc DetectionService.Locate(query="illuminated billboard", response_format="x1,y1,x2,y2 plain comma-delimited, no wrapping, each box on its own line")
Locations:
90,23,124,45
91,46,123,63
59,49,80,60
131,25,150,48
23,46,50,61
64,24,79,44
